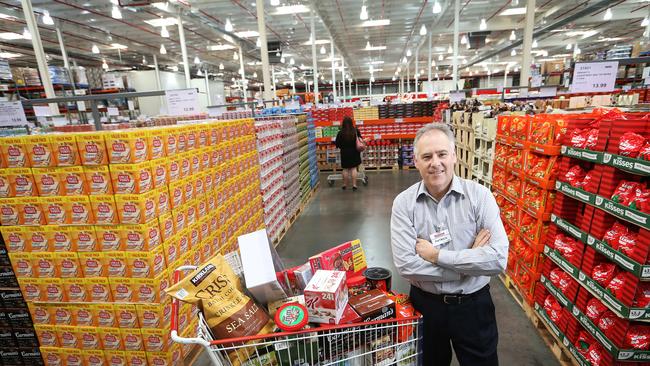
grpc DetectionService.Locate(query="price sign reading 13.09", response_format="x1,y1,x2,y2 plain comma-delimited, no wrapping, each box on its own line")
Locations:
569,61,619,93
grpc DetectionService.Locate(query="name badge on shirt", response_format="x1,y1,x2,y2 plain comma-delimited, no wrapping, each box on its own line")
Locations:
430,225,452,248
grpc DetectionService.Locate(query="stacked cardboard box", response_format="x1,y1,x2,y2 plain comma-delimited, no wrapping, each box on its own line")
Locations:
0,119,265,365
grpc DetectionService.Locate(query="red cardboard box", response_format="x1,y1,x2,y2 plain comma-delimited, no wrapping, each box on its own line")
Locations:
309,240,367,278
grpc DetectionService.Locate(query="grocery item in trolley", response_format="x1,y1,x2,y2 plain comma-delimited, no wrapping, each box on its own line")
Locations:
238,229,288,304
303,270,349,324
165,254,275,365
309,239,368,278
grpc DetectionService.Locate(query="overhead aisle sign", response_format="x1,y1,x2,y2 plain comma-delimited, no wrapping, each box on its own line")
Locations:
569,61,618,93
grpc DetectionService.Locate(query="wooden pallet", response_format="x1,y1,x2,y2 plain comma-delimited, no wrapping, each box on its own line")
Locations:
364,165,398,171
499,274,579,366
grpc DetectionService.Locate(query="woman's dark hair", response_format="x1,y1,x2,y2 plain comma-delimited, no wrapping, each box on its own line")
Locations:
340,116,356,142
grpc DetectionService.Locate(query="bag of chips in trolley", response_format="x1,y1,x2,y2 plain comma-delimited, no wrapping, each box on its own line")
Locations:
165,254,275,366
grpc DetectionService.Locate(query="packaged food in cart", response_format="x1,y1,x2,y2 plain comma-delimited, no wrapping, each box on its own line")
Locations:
303,270,348,324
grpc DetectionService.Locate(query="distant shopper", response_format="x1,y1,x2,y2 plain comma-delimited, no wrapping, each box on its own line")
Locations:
390,123,508,366
334,117,363,191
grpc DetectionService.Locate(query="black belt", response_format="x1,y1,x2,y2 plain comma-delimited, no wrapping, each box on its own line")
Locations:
413,284,490,305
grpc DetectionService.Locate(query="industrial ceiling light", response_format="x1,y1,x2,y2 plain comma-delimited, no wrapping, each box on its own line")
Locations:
642,17,649,27
479,19,487,30
360,5,368,20
161,26,170,38
22,28,31,40
219,63,224,70
532,39,538,48
447,44,453,53
603,8,612,21
194,56,200,64
280,55,285,63
253,71,258,78
320,45,326,54
225,18,233,32
92,44,100,54
566,43,572,50
142,55,146,64
431,60,435,66
102,59,108,70
111,5,122,19
402,57,407,64
509,30,516,41
233,51,239,60
397,66,401,73
511,49,516,56
160,44,167,54
435,73,439,78
289,58,295,65
392,76,396,81
432,1,441,14
469,71,473,76
42,11,54,25
256,37,261,47
460,35,467,44
406,49,412,57
270,0,280,6
197,69,203,76
438,54,443,61
420,24,427,36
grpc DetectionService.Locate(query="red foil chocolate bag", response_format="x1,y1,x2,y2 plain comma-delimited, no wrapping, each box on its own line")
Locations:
592,263,617,287
611,181,642,206
619,132,646,158
624,325,650,350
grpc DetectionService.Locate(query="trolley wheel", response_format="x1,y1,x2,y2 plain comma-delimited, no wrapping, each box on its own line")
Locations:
328,180,334,186
363,176,368,185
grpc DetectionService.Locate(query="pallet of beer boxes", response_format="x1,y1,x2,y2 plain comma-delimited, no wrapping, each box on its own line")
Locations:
166,229,418,366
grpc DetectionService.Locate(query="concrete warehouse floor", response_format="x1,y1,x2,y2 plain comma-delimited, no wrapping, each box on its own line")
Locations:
193,170,558,366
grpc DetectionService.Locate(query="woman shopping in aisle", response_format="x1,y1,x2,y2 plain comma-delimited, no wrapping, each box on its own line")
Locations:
335,117,364,190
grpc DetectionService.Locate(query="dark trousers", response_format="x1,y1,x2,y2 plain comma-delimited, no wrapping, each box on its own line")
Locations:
410,285,499,366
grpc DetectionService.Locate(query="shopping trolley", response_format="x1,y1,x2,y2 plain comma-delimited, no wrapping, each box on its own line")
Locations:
170,265,423,366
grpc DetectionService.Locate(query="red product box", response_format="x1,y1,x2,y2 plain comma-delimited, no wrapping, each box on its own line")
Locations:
603,115,650,154
309,240,367,278
303,270,348,324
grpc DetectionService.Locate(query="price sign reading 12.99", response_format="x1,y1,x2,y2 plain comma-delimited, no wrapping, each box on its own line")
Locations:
569,61,619,93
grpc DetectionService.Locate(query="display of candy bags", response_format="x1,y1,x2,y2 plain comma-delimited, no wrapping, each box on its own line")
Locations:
495,145,508,165
619,132,646,158
526,154,551,179
564,165,586,187
624,325,650,350
592,263,617,287
605,273,628,300
639,141,650,161
575,331,593,358
630,187,650,214
519,213,537,240
611,181,642,206
549,268,572,292
510,116,528,140
553,234,580,262
581,170,597,192
507,150,524,170
618,231,638,258
544,295,562,323
585,298,608,323
633,282,650,308
603,222,629,250
505,174,521,198
586,344,605,366
569,128,588,149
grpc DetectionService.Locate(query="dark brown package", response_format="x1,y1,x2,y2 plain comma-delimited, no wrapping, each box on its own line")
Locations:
0,289,26,308
348,289,396,322
6,308,32,328
0,310,9,327
0,328,16,347
0,348,22,365
12,328,38,347
20,347,44,366
0,266,18,288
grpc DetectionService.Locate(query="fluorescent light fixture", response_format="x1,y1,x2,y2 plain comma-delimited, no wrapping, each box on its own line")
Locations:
22,28,31,40
207,44,235,51
361,19,390,27
0,13,16,20
431,60,435,66
447,45,453,53
406,49,412,57
160,44,167,54
111,5,122,19
402,57,407,63
289,58,295,65
369,60,384,65
360,5,368,20
274,5,310,15
509,30,516,41
642,17,649,27
171,65,179,71
438,54,443,61
197,69,203,76
460,35,467,44
603,8,612,21
301,39,330,45
270,0,280,5
235,30,259,38
145,17,177,27
247,61,262,65
432,1,441,14
397,67,401,73
194,56,200,64
420,24,427,36
320,45,326,54
42,11,54,25
92,44,100,54
479,19,486,30
392,76,396,81
161,26,170,38
253,71,258,78
532,39,538,48
219,63,224,70
233,51,239,60
500,7,526,16
435,73,439,78
511,49,516,56
320,57,340,62
365,44,387,51
225,18,233,32
566,43,572,50
0,32,24,40
110,43,128,50
0,52,21,58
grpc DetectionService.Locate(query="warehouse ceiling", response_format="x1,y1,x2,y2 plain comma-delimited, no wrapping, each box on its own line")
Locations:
0,0,649,87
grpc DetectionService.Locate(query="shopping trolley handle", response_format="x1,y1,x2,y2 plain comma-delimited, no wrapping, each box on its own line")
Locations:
170,266,212,348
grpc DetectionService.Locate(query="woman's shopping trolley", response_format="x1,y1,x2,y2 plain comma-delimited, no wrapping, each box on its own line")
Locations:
326,150,369,187
170,265,423,366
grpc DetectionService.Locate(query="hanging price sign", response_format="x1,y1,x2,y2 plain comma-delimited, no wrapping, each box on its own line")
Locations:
0,101,30,127
165,88,200,116
569,61,618,93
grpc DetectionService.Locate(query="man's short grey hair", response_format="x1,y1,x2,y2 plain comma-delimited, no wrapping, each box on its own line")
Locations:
414,123,455,155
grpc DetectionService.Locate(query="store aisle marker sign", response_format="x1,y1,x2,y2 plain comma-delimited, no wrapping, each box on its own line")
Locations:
570,61,618,93
0,101,29,127
165,88,200,116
